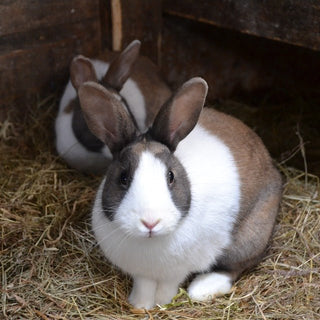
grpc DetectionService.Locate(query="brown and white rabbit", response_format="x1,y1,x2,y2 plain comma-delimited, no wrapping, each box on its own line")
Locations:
55,40,171,173
78,77,282,309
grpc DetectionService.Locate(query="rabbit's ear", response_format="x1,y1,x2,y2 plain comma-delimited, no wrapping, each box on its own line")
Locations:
101,40,141,91
150,77,208,151
70,55,97,90
78,82,137,153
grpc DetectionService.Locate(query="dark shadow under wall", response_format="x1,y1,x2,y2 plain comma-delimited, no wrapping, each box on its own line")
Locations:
161,15,320,175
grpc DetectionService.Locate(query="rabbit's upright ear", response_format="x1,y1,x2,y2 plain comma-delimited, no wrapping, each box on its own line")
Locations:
70,55,97,90
150,77,208,151
78,82,137,153
101,40,141,91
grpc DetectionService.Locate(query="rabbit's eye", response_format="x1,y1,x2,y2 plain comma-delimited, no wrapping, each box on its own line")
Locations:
119,170,129,188
168,170,175,185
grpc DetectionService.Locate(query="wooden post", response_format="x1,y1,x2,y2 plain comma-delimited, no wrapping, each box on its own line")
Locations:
109,0,162,65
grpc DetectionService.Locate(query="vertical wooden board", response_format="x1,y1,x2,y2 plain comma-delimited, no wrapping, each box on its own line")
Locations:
160,15,320,175
110,0,162,65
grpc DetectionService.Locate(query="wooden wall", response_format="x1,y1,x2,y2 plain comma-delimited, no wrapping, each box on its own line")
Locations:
104,0,320,175
1,0,320,174
2,0,320,118
107,0,162,65
0,0,103,119
0,1,319,173
106,0,320,101
161,14,320,99
163,0,320,51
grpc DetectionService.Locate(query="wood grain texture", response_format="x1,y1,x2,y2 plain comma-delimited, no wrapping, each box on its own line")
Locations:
0,0,99,36
0,21,101,101
163,0,320,51
110,0,162,65
160,15,320,100
160,15,320,177
0,0,102,114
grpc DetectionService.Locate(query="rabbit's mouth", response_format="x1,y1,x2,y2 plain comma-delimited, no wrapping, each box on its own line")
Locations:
147,230,157,238
137,222,177,240
139,227,165,239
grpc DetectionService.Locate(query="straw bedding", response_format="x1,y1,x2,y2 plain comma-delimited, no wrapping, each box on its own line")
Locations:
1,96,319,319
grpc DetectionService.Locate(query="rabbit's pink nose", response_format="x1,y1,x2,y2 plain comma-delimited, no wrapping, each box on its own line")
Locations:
141,219,160,231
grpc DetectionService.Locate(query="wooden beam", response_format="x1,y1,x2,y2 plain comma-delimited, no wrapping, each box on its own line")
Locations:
163,0,320,51
111,0,123,51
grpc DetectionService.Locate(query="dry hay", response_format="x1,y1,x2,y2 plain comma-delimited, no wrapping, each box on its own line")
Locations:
1,97,319,320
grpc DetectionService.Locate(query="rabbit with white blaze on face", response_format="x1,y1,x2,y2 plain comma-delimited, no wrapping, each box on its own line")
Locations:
55,40,171,174
78,77,282,309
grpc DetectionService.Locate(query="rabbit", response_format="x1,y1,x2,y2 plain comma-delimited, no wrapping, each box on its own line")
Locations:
55,40,171,174
77,77,282,309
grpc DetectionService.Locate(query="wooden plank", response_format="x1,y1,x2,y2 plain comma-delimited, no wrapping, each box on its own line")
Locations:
0,0,100,36
163,0,320,51
0,0,103,118
0,19,101,110
109,0,162,65
160,15,320,100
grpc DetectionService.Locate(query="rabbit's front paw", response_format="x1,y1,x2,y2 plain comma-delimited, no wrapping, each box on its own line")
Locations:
154,280,179,306
129,276,157,310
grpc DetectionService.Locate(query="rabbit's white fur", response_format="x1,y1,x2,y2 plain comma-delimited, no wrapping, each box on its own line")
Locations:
79,77,281,310
92,125,240,307
55,59,146,172
188,272,232,301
